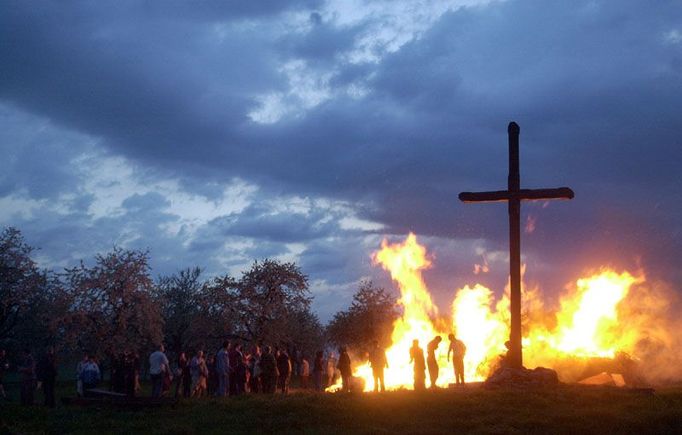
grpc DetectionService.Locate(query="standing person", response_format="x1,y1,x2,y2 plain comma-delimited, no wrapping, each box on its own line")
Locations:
409,340,426,391
0,349,9,400
162,360,174,397
174,352,191,398
276,348,292,394
426,336,442,389
132,352,142,394
207,354,218,396
313,351,324,391
228,344,243,396
447,333,467,385
216,341,229,397
37,347,58,408
300,357,310,389
259,346,277,394
149,344,170,398
75,353,88,397
190,350,208,398
369,340,388,393
248,346,261,393
325,353,336,388
190,351,200,397
18,348,36,406
337,346,352,393
112,352,126,393
234,345,248,395
80,354,101,396
291,346,300,380
123,350,138,397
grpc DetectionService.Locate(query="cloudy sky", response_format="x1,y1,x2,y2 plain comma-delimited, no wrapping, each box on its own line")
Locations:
1,0,681,320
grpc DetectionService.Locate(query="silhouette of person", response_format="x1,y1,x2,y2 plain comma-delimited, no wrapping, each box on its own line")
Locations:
126,349,142,397
409,340,426,391
259,346,278,394
369,340,388,392
337,346,352,393
426,336,442,389
228,344,243,396
313,350,324,391
0,349,8,400
18,348,36,405
37,346,57,408
248,346,261,393
447,333,467,385
216,341,230,397
276,348,291,394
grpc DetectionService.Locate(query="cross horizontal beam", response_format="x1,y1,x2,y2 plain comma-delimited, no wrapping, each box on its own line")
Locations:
459,187,574,203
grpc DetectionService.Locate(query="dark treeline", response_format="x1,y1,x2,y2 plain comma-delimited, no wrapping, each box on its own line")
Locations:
0,227,398,375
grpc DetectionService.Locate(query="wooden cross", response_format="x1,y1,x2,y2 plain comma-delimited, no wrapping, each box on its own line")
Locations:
459,122,574,369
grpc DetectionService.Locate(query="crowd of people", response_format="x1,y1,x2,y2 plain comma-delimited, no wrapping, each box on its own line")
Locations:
6,347,60,407
145,342,339,399
0,332,468,407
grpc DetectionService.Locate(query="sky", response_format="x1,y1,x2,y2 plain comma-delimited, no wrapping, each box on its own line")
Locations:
1,0,681,321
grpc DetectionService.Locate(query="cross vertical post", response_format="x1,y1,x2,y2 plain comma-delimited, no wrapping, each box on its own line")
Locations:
459,122,574,371
507,122,522,369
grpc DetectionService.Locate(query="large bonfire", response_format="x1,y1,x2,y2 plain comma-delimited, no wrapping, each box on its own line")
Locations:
338,233,680,392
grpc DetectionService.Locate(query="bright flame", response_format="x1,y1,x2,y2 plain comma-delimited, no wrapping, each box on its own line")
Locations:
451,285,507,380
551,270,639,357
371,233,448,390
336,234,666,391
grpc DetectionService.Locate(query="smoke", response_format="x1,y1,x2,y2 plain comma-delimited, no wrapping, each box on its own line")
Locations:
617,279,682,384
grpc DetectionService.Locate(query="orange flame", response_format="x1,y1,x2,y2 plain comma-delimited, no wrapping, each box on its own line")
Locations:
336,234,671,391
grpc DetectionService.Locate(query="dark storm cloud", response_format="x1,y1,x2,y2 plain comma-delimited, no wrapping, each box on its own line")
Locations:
0,106,92,199
3,1,680,202
2,0,682,316
207,203,339,243
0,0,289,176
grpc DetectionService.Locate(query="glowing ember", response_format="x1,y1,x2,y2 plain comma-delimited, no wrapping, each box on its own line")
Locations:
334,233,664,392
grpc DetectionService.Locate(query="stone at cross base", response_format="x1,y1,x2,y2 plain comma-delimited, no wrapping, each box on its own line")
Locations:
459,122,573,385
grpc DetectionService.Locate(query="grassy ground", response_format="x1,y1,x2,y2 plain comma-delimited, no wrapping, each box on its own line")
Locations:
0,382,681,434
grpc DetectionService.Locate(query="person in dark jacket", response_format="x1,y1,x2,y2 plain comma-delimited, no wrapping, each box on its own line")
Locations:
0,349,9,400
276,348,292,394
174,352,191,398
112,351,126,393
18,348,36,406
259,346,278,394
228,345,243,396
37,347,58,408
207,354,218,396
234,345,248,395
313,350,325,391
337,346,352,393
124,350,139,397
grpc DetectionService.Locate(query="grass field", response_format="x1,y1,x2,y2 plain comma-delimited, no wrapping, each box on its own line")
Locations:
1,381,681,434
